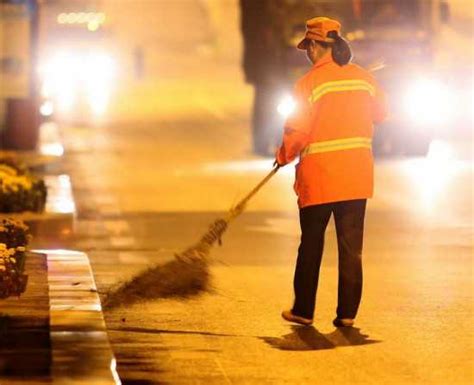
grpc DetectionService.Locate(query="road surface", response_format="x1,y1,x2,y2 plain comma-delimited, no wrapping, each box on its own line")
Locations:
33,112,471,385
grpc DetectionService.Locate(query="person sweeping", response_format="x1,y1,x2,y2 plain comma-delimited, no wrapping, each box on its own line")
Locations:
276,17,388,327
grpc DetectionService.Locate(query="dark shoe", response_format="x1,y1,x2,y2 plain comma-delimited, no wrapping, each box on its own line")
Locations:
333,318,354,327
281,310,313,326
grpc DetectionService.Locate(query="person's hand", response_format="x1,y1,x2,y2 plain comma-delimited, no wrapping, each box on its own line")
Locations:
273,159,284,168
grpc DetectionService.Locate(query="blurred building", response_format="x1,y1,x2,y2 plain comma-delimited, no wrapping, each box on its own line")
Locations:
0,0,39,150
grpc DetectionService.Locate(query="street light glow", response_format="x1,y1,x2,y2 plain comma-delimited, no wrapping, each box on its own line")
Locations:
56,12,106,31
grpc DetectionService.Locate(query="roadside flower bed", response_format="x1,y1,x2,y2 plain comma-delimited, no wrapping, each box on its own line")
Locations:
0,219,30,298
0,157,47,213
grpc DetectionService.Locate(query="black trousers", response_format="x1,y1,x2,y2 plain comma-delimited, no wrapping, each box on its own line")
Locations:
292,199,367,320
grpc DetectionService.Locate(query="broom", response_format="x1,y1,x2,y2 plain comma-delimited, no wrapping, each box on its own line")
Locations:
104,164,280,308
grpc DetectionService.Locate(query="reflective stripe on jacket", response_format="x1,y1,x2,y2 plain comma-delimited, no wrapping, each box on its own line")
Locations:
276,53,388,208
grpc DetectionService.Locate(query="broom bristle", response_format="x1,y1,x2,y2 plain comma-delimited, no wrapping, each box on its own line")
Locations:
103,256,211,309
103,218,230,308
102,168,277,308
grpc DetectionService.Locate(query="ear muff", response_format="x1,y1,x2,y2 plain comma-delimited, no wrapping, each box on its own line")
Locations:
327,30,353,66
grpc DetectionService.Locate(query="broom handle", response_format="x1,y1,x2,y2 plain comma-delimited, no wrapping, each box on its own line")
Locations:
231,165,280,214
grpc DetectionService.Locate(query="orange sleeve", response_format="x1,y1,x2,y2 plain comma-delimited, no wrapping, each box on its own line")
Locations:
276,80,313,165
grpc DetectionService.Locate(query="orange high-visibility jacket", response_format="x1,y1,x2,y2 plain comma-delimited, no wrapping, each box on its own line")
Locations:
276,53,387,208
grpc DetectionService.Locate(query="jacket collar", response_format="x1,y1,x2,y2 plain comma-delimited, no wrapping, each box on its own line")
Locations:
313,52,333,69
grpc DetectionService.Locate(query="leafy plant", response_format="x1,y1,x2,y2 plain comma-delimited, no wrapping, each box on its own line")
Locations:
0,219,30,298
0,158,47,213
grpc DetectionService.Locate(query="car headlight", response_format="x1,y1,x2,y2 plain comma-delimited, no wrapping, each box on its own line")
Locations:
84,53,115,115
39,100,54,117
403,78,454,126
39,51,115,115
277,95,296,118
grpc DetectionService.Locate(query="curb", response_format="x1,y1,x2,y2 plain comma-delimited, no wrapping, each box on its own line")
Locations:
35,249,121,385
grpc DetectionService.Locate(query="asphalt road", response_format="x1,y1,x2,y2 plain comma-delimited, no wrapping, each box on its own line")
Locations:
41,112,472,385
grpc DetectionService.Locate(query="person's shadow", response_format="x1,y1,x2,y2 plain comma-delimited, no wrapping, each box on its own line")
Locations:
260,325,380,351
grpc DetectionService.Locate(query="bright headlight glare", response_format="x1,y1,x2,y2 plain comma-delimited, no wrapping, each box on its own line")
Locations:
85,53,116,80
84,54,114,115
403,78,454,125
41,81,52,98
87,86,109,115
277,95,297,118
54,84,76,112
471,87,474,121
40,51,115,114
40,101,54,117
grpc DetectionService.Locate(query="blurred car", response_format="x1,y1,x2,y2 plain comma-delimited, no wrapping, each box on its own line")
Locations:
38,9,115,123
39,50,116,121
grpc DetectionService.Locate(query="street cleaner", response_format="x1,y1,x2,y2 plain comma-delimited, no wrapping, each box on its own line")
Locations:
275,17,387,327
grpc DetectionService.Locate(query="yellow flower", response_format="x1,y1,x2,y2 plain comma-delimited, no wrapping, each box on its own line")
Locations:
0,165,17,176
